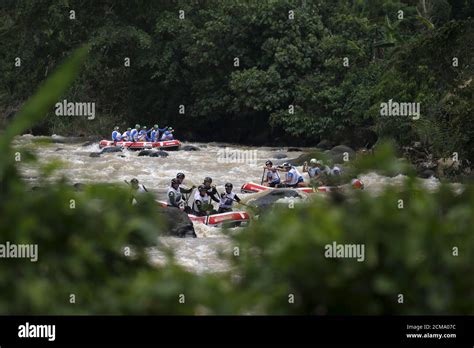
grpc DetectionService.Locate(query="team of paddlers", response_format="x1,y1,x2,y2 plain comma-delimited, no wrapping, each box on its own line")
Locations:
111,124,175,142
128,157,361,217
129,174,241,216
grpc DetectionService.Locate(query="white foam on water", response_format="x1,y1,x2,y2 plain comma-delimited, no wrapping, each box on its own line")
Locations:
14,135,454,273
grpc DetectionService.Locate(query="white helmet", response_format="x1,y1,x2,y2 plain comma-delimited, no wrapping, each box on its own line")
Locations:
310,158,317,164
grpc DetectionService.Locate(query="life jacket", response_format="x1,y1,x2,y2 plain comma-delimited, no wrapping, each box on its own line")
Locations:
266,168,280,183
130,129,139,141
138,130,147,141
286,167,303,185
112,131,121,141
122,131,131,141
167,186,183,207
192,191,210,213
219,192,236,209
150,130,158,142
161,131,174,140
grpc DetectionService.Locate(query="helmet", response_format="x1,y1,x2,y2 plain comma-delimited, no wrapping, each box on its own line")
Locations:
176,172,185,179
154,124,159,129
282,162,291,168
171,178,179,186
127,127,131,131
135,124,140,129
198,185,207,192
142,126,147,129
204,177,212,184
265,160,273,166
114,126,119,130
310,158,317,164
131,178,139,184
351,178,364,190
225,183,233,189
168,127,173,130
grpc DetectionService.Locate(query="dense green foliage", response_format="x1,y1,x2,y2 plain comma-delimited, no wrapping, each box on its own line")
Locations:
1,44,473,315
1,1,473,161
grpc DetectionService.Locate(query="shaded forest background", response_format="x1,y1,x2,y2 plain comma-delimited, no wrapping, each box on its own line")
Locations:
1,0,473,161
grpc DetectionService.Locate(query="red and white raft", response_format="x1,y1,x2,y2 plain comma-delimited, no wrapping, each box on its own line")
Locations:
240,182,335,194
157,201,250,227
99,139,181,150
188,211,250,227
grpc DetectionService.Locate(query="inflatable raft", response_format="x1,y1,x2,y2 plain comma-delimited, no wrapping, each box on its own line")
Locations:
240,182,335,194
99,139,181,150
157,201,250,227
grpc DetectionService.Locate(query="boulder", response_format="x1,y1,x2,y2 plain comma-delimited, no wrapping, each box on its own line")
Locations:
101,146,123,154
156,206,196,238
138,150,153,156
290,150,325,166
89,146,122,157
247,189,306,210
287,147,302,152
138,150,169,157
327,145,356,164
316,140,333,150
419,169,436,178
81,141,95,147
181,145,200,151
151,151,169,157
73,183,85,191
273,153,288,159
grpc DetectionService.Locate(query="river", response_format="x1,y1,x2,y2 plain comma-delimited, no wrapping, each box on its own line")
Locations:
13,135,442,273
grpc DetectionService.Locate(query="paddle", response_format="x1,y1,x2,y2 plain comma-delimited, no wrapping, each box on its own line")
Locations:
179,179,196,209
260,167,266,185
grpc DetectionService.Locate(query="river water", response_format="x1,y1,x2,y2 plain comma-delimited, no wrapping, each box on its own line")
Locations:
13,135,442,273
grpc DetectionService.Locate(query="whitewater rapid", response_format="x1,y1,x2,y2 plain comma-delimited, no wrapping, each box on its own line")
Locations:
13,135,442,273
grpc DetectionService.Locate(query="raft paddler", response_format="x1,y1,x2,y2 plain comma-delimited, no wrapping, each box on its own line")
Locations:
262,160,280,187
277,162,306,188
202,177,220,203
150,125,167,142
130,124,140,142
176,172,195,213
176,172,195,193
128,178,148,205
310,160,332,185
121,127,132,141
138,125,150,141
167,178,186,210
130,178,148,193
303,158,322,179
111,126,122,142
217,183,241,213
161,127,174,140
192,185,216,216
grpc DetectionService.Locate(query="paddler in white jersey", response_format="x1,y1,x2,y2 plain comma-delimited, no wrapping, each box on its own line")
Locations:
192,185,216,216
262,160,281,187
111,126,121,142
278,162,306,188
217,183,241,213
129,178,148,204
130,124,140,142
167,178,186,210
121,127,132,141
